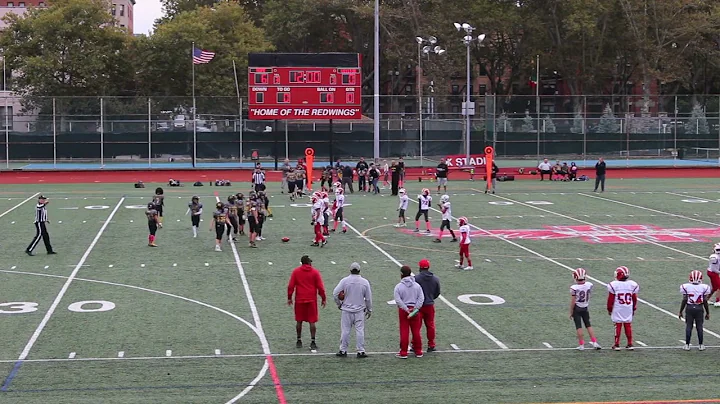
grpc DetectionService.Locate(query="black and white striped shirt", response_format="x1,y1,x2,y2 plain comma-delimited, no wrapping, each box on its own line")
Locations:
34,203,48,223
252,171,266,185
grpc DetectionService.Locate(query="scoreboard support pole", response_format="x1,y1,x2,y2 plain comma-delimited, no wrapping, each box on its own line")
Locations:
329,119,334,166
273,119,279,171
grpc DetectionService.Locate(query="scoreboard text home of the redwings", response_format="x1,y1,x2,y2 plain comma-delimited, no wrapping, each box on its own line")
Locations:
248,53,362,120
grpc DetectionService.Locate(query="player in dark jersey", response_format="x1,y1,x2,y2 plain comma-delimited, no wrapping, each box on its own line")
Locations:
153,187,165,226
225,194,241,242
189,196,203,238
287,169,297,200
236,193,246,235
146,202,159,247
247,200,259,248
320,166,332,192
211,202,229,252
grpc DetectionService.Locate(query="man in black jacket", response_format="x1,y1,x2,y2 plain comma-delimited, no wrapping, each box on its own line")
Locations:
414,259,440,352
593,157,606,192
356,157,369,192
341,165,354,193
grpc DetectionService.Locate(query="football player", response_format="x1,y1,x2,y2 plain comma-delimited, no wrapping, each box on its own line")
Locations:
456,217,473,270
332,186,347,233
153,187,165,227
395,188,409,227
321,191,330,236
679,270,711,351
188,196,202,238
247,200,259,248
707,243,720,307
225,195,241,243
255,198,266,241
607,266,639,350
414,188,432,233
435,195,457,243
311,194,327,247
236,193,246,235
569,268,601,350
210,201,230,252
146,202,159,247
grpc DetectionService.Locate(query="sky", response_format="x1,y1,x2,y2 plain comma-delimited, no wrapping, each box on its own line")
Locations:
134,0,163,35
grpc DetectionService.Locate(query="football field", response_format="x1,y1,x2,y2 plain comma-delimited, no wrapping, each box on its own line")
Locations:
1,177,720,403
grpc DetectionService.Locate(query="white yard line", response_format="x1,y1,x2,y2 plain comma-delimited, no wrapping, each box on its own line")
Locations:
16,197,125,361
344,220,509,349
580,193,719,227
418,196,720,340
0,192,40,220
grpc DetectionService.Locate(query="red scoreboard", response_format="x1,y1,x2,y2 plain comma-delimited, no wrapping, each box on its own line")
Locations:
248,53,362,120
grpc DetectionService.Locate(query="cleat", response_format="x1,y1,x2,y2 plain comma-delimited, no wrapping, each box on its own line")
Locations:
592,342,602,350
296,340,303,349
433,239,441,243
625,344,634,351
576,345,585,351
395,353,408,359
336,351,347,357
214,245,222,252
683,344,690,351
331,229,336,232
47,251,57,254
414,352,423,358
193,234,197,238
311,242,319,247
413,229,420,233
455,264,463,269
310,341,318,350
450,238,457,242
463,266,474,270
26,250,34,256
699,344,706,351
492,191,495,194
149,243,157,247
425,229,431,233
342,229,347,233
714,302,720,307
611,345,620,351
249,242,257,248
484,189,488,194
393,224,401,228
427,347,436,352
356,352,368,358
321,240,328,247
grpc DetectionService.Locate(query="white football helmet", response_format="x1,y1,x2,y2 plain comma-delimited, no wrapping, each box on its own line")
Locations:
440,195,450,203
714,243,720,254
689,270,703,284
573,268,586,281
399,188,406,195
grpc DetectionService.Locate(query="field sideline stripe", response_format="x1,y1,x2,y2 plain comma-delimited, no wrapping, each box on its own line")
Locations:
415,196,720,340
0,196,125,392
0,192,40,220
215,194,286,404
345,220,509,349
547,400,720,404
478,191,720,340
0,344,708,364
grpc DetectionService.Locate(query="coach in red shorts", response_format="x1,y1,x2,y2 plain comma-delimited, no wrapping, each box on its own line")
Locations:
288,255,327,351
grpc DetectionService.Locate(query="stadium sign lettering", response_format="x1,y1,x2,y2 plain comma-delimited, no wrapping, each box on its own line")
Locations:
249,107,361,120
444,154,487,168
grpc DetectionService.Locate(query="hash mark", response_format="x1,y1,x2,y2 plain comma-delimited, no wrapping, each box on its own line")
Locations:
268,262,273,265
542,342,553,349
361,218,365,220
485,259,492,262
637,257,645,261
292,218,296,221
607,257,614,261
10,266,16,269
118,351,124,358
539,215,545,218
450,344,460,350
516,259,522,262
44,266,49,269
140,264,145,268
636,341,647,347
166,350,172,357
68,352,76,359
667,257,674,260
330,261,336,265
215,349,221,355
383,217,387,220
108,265,113,268
577,258,583,261
172,263,177,267
362,261,367,264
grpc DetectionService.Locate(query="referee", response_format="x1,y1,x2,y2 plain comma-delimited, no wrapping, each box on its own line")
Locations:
252,168,266,192
26,195,56,256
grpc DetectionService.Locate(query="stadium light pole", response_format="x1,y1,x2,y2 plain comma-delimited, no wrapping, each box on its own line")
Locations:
454,22,484,165
415,36,445,168
373,0,380,163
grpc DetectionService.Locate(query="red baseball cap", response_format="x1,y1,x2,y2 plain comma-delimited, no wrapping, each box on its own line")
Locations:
418,259,430,269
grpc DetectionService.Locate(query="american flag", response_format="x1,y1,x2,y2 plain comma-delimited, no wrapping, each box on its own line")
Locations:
193,47,215,64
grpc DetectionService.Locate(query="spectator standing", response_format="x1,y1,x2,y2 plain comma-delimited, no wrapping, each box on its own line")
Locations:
538,158,552,181
281,158,291,194
341,164,354,193
390,161,400,195
435,158,449,194
287,255,327,350
398,157,406,186
593,157,606,192
369,164,381,194
414,259,440,352
394,265,425,358
382,160,390,188
333,262,373,358
356,157,369,192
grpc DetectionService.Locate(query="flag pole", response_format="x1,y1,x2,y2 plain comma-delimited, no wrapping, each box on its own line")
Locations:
232,59,243,163
535,54,540,164
192,42,197,168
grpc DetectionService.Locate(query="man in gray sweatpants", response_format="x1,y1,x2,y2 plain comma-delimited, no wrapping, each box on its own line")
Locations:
333,262,373,358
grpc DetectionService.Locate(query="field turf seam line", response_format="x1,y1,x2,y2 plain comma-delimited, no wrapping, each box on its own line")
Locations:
0,196,125,392
215,194,286,404
481,192,720,339
0,192,40,220
344,220,509,349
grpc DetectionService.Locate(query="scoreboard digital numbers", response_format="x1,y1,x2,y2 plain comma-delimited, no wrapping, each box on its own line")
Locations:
248,53,362,120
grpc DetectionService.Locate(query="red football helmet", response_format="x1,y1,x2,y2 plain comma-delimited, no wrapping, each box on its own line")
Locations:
689,270,703,284
457,216,468,226
573,268,586,281
615,266,629,280
422,188,430,196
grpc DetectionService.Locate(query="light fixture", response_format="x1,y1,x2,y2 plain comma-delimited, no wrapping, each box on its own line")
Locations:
478,33,486,42
461,23,472,30
433,46,443,53
453,22,462,31
415,36,423,44
428,36,437,44
422,45,432,54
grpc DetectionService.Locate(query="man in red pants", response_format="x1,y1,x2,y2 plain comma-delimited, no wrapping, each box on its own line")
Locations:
393,265,425,358
414,259,440,352
288,255,327,351
607,266,639,350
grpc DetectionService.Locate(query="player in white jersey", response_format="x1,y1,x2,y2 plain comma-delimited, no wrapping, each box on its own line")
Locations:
321,191,330,236
569,268,601,350
310,195,326,247
332,187,347,233
707,243,720,307
456,217,473,270
606,266,639,350
395,188,409,227
414,188,432,233
434,195,457,243
679,270,711,351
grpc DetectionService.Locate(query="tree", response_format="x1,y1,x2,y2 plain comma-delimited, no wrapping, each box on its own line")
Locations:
543,115,556,133
521,110,534,132
572,111,584,133
684,102,709,135
0,0,135,111
596,103,620,133
497,112,508,132
160,0,267,26
136,2,272,112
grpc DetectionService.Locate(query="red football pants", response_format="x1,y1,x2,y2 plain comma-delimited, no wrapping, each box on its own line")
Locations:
314,223,325,243
708,271,720,302
398,306,423,355
420,304,436,348
614,322,633,346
